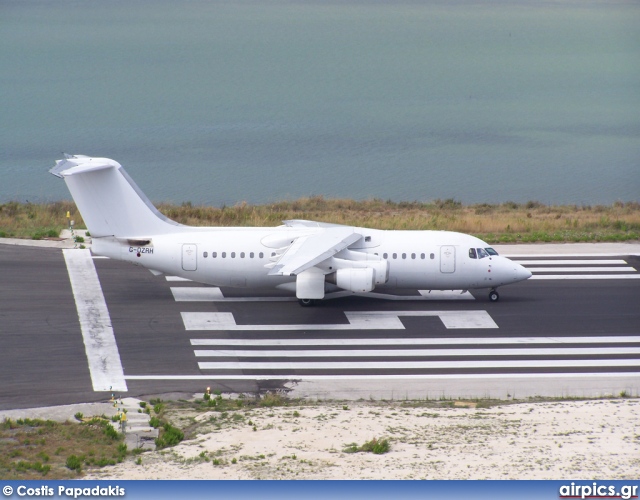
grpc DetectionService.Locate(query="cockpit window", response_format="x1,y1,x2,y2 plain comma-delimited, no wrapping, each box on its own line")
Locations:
469,248,477,259
476,248,489,259
485,247,498,256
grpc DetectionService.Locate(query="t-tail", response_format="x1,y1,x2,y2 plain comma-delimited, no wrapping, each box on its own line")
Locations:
50,154,184,239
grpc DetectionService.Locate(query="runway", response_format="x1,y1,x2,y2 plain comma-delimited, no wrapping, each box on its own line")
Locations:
1,242,639,409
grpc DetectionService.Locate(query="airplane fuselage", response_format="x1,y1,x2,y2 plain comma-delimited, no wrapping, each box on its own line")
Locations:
94,226,529,292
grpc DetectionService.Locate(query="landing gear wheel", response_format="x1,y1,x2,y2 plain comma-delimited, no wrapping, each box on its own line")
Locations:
298,298,316,307
489,290,500,302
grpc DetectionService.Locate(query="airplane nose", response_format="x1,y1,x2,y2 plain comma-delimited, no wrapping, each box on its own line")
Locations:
514,263,532,282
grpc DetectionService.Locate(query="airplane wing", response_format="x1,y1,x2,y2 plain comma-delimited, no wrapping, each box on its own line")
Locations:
268,226,361,276
283,219,346,229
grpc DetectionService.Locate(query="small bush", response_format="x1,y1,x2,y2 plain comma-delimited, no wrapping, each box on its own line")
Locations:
103,424,120,441
66,455,82,472
74,412,83,421
155,423,184,449
360,437,390,454
343,438,390,454
260,392,284,407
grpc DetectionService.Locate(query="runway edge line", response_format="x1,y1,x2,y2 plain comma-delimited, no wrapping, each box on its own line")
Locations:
63,249,127,392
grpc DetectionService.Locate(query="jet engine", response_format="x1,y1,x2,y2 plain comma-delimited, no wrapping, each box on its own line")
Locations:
327,267,376,293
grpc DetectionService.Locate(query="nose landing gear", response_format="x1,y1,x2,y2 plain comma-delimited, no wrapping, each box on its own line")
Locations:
488,289,500,302
298,298,317,307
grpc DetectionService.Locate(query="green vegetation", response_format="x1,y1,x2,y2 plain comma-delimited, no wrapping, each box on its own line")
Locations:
1,199,639,243
0,417,126,479
343,437,390,454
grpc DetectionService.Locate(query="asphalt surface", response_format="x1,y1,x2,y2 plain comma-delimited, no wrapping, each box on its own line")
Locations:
1,242,639,410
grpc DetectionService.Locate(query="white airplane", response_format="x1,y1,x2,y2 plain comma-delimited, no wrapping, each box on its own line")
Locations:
51,154,531,305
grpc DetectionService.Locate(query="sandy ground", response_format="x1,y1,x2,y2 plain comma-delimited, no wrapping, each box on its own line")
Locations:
83,399,639,480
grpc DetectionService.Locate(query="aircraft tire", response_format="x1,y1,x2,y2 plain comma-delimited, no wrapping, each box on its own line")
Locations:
489,290,500,302
298,298,316,307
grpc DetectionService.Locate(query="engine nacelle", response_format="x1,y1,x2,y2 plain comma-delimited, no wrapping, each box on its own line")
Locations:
330,267,376,293
368,260,389,285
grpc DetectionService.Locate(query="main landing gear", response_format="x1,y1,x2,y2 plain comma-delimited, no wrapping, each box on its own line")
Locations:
488,289,500,302
298,298,317,307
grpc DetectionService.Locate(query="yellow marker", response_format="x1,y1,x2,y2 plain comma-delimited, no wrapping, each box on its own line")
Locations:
66,211,70,219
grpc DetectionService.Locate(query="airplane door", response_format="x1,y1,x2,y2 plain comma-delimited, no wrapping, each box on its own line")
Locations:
440,246,455,273
182,244,197,271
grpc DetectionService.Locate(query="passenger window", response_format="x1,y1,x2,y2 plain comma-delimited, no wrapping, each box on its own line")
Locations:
430,253,435,259
402,253,406,259
240,252,245,258
411,253,416,259
383,253,388,259
222,252,226,258
469,248,477,259
393,253,397,259
271,252,276,257
477,248,488,259
212,252,217,258
250,252,254,258
259,252,264,258
203,251,208,258
421,253,425,259
231,252,236,258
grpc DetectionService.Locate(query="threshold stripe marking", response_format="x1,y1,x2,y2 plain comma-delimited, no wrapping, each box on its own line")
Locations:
190,336,640,347
528,267,636,273
515,259,628,265
63,249,127,392
197,359,640,370
193,347,640,358
182,311,498,331
530,275,640,280
124,373,640,381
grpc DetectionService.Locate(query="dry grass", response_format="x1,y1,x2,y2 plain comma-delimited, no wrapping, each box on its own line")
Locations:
1,199,639,243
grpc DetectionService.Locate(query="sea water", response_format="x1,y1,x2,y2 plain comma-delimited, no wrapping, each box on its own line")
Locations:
1,0,638,205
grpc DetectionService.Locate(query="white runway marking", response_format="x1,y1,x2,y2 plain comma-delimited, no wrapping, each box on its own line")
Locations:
507,253,639,280
516,259,628,265
190,335,640,347
171,287,225,301
529,267,636,273
124,372,640,380
63,249,127,392
181,310,498,331
166,276,192,282
530,274,640,280
194,347,640,358
197,359,640,370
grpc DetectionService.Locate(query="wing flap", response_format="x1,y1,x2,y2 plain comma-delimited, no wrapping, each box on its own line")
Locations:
268,227,361,276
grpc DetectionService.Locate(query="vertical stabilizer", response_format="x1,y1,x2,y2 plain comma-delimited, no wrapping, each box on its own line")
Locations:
50,155,183,238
